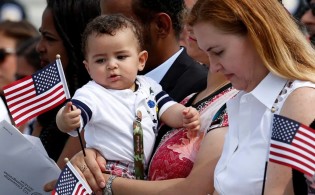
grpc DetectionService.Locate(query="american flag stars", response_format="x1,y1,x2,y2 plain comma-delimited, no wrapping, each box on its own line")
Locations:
54,166,80,194
271,116,298,144
33,63,61,95
52,161,92,195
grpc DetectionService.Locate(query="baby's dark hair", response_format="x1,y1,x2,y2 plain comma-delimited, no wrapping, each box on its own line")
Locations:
82,14,144,56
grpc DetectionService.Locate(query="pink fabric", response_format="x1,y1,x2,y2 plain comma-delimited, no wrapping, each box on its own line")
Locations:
148,85,236,180
148,128,204,180
105,160,135,179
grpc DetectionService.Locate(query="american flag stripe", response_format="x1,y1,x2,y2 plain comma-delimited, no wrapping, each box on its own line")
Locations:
295,125,315,145
4,81,34,100
13,94,66,127
270,143,315,165
270,156,314,177
6,87,35,107
4,79,35,105
52,190,58,195
270,148,314,171
74,183,88,195
3,75,32,92
74,183,81,194
292,141,314,157
271,135,315,160
9,84,64,114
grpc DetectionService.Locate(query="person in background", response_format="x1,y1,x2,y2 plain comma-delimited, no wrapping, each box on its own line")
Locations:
0,0,26,22
186,0,315,194
120,0,208,153
0,19,38,126
34,0,100,169
183,24,209,66
301,0,315,44
179,0,196,45
16,36,41,79
179,0,207,65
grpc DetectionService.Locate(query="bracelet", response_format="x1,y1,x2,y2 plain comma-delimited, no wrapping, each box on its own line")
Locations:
103,175,117,195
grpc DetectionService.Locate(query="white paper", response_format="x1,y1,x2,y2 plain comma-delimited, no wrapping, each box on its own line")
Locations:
0,120,61,195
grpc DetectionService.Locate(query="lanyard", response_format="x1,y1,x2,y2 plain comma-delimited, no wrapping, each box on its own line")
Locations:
133,110,144,179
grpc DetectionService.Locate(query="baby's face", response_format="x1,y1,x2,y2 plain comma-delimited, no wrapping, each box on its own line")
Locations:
83,29,147,91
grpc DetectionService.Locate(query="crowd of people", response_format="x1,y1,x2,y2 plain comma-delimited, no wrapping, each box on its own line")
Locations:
0,0,314,194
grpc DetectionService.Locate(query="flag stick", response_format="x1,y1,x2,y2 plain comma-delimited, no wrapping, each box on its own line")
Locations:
70,103,86,156
261,161,268,195
76,131,86,156
56,54,86,157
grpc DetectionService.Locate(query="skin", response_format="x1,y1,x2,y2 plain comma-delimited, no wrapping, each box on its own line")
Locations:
184,25,209,66
35,7,84,169
16,57,37,79
184,0,197,9
36,8,68,70
0,32,17,94
84,29,147,90
193,22,269,92
179,0,197,47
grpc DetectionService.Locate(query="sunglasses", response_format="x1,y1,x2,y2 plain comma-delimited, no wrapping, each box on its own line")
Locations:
0,48,15,63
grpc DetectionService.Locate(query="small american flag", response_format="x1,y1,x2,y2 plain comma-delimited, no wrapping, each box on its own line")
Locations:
52,161,92,195
3,58,70,127
269,114,315,177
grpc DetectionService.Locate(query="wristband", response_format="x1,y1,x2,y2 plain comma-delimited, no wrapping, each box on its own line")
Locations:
103,175,117,195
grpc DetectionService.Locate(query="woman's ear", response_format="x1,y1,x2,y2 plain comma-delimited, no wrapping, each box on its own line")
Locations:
138,50,148,71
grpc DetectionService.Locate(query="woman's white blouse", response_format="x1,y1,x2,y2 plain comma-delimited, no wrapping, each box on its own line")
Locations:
214,73,287,194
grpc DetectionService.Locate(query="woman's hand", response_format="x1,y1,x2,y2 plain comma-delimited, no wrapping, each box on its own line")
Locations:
43,148,107,192
70,148,107,192
43,179,57,192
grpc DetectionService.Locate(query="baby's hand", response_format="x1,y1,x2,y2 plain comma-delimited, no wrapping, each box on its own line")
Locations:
58,101,81,132
182,107,200,137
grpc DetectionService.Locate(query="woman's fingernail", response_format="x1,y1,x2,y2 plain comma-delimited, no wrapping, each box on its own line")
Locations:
100,181,106,188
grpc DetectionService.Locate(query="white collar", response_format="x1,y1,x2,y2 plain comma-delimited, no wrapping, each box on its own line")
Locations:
145,48,184,83
250,72,287,109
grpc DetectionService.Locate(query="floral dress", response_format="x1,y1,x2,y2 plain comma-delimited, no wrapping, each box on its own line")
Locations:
148,84,238,180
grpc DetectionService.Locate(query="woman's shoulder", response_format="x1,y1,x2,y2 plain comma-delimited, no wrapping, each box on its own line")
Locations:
281,81,315,125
